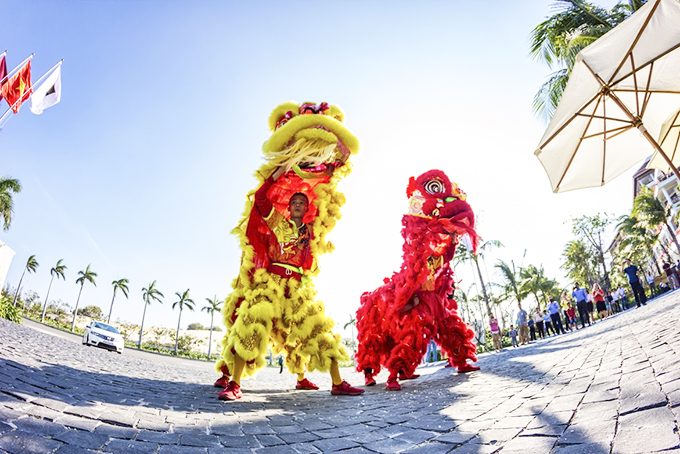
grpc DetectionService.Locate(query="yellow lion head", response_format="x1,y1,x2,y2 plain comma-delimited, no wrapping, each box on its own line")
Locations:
261,101,359,175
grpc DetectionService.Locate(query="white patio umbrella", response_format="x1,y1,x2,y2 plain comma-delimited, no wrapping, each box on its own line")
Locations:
535,0,680,193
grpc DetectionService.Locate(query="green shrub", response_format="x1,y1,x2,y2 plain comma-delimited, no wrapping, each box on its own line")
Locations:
0,295,23,323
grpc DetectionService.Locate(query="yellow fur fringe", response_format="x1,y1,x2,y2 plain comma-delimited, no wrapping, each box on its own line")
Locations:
216,137,353,378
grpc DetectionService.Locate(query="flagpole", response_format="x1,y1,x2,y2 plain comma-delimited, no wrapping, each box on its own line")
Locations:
1,53,34,86
0,95,31,127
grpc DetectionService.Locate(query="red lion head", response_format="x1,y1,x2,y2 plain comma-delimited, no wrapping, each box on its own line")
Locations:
406,169,478,252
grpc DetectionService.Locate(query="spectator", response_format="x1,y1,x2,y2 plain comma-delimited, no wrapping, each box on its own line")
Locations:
517,304,529,345
547,296,565,334
528,317,536,341
509,325,519,348
618,286,629,310
611,289,621,313
425,337,438,363
572,282,590,328
534,308,545,339
622,260,647,308
592,283,607,320
663,261,679,290
489,315,502,352
560,291,571,325
566,303,578,331
586,291,595,324
543,311,554,336
646,272,656,297
278,355,284,374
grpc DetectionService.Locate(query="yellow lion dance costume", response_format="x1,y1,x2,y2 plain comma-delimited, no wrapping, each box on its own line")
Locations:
215,101,364,400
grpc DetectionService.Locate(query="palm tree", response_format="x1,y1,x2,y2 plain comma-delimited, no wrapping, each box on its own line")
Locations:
572,214,613,291
140,281,164,348
41,259,67,322
530,0,647,119
13,254,39,306
201,295,223,357
71,265,97,332
344,314,357,355
454,239,503,317
0,177,21,231
562,239,596,286
172,289,195,355
519,264,558,309
108,278,130,324
616,213,663,275
632,189,680,258
495,259,527,309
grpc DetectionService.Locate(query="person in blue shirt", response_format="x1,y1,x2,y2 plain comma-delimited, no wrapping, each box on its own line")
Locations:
547,297,565,334
571,283,590,328
622,260,647,307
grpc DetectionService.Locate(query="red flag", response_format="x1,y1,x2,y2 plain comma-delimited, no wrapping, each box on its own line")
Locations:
0,56,7,102
1,61,32,113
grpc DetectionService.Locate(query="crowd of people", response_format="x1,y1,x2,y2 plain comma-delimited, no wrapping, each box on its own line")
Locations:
484,258,679,352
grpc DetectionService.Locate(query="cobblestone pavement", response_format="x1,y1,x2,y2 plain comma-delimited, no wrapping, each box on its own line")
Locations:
2,292,680,454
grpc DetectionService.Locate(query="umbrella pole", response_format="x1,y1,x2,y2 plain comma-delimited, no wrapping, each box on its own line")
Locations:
605,89,680,181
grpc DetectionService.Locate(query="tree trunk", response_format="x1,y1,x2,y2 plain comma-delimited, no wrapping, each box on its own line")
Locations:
12,268,27,306
107,290,116,324
41,275,55,323
139,302,148,349
666,221,680,259
473,257,492,316
597,233,612,292
174,307,183,355
649,247,663,276
207,313,214,357
71,283,84,332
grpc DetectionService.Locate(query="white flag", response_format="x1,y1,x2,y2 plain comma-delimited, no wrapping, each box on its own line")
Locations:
30,65,61,115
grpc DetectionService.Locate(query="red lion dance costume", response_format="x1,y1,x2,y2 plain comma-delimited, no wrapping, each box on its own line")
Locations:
355,170,480,390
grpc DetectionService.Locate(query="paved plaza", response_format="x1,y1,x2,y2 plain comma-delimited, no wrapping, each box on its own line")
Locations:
1,293,680,454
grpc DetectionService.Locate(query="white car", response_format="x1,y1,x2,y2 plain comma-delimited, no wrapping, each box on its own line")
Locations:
82,321,124,354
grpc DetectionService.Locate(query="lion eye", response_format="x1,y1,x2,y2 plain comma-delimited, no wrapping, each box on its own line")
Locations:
424,179,445,195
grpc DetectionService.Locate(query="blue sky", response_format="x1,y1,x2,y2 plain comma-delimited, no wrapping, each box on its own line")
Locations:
1,0,636,334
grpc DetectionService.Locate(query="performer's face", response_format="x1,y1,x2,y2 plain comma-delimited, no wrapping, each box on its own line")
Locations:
289,194,308,220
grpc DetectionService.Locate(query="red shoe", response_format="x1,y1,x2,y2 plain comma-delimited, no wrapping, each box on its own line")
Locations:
296,378,319,390
365,373,376,386
217,381,242,401
398,372,420,380
385,377,401,391
331,380,364,396
457,363,480,373
214,375,229,388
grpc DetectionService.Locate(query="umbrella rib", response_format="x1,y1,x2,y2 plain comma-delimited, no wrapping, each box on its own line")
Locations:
576,113,632,124
630,53,641,116
582,125,633,141
555,95,604,191
608,0,662,86
539,93,604,149
614,88,680,95
640,60,654,119
659,110,680,145
602,95,607,186
610,42,680,88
